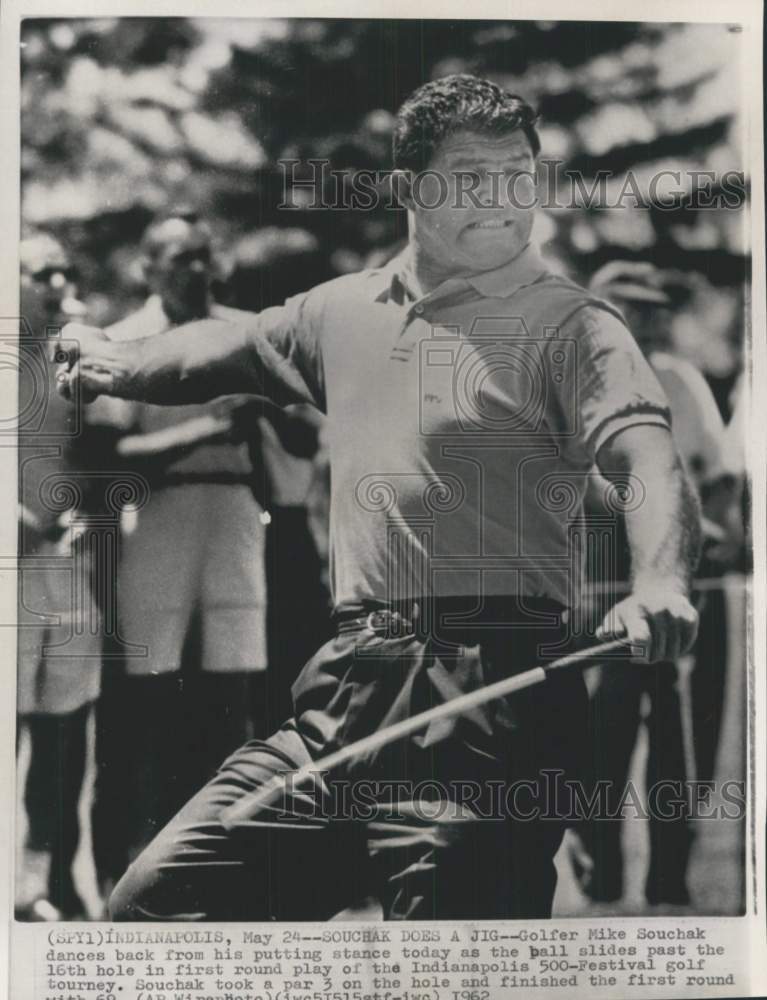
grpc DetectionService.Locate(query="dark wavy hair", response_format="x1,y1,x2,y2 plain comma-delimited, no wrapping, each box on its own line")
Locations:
393,74,540,172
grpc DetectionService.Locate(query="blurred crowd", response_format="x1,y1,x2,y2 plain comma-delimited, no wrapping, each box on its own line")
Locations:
17,214,335,919
16,17,750,920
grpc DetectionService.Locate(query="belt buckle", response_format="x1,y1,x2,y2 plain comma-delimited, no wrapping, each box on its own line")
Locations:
366,610,392,635
365,609,413,638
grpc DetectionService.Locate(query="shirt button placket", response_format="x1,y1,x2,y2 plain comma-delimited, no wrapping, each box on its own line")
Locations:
392,302,427,358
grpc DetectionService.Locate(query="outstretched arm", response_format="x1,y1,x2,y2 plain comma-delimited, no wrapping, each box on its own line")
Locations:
596,424,701,661
58,297,323,410
59,320,258,404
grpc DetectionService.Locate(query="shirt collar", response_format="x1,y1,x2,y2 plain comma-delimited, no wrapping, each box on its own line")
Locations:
380,242,549,304
375,255,418,305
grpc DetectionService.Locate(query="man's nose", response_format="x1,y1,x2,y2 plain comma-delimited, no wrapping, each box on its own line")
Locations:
477,171,516,210
470,173,495,207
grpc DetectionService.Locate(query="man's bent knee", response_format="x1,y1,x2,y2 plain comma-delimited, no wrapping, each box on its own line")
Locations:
109,863,149,921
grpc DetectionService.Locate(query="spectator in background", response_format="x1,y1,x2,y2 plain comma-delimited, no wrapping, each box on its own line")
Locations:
573,261,736,908
91,211,278,900
17,234,104,920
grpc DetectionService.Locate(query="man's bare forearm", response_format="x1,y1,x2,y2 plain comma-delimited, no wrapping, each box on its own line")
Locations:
625,457,701,592
76,321,259,404
63,316,319,408
598,426,702,593
116,412,234,457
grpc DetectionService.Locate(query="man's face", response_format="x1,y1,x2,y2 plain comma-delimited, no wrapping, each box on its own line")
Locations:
145,220,213,319
20,265,79,337
409,128,538,278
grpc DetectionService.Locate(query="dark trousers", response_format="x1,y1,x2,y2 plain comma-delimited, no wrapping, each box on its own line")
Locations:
690,582,728,787
110,598,587,921
22,705,90,916
93,662,261,893
581,660,692,902
264,506,331,731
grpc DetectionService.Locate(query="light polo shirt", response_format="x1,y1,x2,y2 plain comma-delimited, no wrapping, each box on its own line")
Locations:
175,244,672,608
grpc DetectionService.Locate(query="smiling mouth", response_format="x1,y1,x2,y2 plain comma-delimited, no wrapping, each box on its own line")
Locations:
467,219,513,230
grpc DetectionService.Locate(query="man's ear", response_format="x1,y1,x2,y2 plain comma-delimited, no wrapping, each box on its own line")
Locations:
390,169,414,210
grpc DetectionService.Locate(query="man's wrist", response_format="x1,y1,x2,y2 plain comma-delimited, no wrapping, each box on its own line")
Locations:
631,575,691,598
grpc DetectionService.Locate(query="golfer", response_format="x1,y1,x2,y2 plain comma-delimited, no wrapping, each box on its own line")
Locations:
59,75,700,921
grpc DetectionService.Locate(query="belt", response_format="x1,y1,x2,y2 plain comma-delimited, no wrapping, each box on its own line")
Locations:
334,596,568,641
335,603,419,638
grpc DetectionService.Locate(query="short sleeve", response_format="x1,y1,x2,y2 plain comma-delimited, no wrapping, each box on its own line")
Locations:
560,305,672,460
236,287,327,411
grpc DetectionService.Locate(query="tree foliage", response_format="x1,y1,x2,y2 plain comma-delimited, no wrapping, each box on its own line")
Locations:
21,16,747,381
